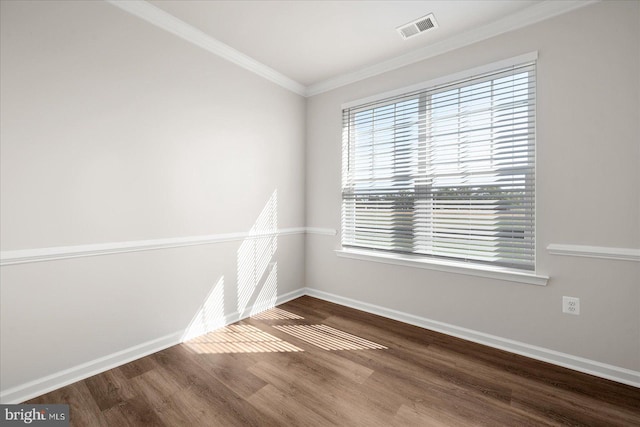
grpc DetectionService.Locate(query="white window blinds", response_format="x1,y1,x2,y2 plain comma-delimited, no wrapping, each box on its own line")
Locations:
342,60,536,271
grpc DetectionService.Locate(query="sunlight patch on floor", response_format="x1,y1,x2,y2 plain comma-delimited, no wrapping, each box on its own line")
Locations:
184,324,302,354
273,324,387,351
252,307,304,320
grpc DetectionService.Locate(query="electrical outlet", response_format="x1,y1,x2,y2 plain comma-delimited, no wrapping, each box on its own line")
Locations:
562,296,580,315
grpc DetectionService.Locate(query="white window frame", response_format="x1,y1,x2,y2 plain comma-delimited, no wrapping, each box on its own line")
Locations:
337,52,548,286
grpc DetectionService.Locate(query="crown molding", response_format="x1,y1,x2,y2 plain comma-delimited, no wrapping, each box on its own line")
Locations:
105,0,598,98
306,0,598,96
105,0,306,96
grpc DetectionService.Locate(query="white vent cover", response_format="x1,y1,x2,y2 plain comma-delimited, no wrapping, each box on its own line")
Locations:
396,13,438,40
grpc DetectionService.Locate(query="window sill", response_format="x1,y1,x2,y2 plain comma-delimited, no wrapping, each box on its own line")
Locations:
335,248,548,286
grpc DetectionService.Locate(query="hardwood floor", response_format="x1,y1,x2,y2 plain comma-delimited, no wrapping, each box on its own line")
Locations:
28,296,640,426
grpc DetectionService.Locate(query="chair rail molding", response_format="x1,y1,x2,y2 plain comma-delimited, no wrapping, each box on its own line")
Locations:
305,227,337,236
0,227,309,266
546,244,640,262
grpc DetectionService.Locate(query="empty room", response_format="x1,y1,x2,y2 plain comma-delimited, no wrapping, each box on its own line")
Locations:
1,0,639,425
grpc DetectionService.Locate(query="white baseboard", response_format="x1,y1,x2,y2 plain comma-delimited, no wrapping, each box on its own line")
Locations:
0,331,183,405
0,287,305,404
2,285,637,404
304,287,640,388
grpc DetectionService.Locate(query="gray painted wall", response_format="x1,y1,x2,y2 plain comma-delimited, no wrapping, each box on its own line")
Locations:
305,1,640,371
0,1,306,391
1,0,638,399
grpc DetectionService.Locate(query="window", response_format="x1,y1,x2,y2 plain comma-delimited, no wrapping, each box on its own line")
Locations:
341,57,536,272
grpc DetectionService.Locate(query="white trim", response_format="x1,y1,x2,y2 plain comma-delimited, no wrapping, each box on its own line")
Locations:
0,331,182,405
341,51,538,110
547,244,640,262
307,0,597,96
336,248,549,286
105,0,596,98
0,288,305,404
2,285,637,403
305,227,337,236
104,0,306,96
0,227,307,266
305,288,640,388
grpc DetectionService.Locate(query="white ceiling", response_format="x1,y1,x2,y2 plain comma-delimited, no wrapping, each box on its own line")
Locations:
115,0,593,95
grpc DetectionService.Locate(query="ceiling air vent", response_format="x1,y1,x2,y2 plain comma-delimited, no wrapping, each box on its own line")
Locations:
396,13,438,40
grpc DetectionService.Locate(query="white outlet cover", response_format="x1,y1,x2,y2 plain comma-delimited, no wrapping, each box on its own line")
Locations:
562,296,580,315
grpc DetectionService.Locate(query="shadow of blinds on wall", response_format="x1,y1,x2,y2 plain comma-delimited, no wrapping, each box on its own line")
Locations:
341,58,536,271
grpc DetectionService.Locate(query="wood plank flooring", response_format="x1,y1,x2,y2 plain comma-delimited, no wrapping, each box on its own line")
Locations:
28,296,640,426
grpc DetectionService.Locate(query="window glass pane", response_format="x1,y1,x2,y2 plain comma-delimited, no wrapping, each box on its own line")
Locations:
342,62,535,270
